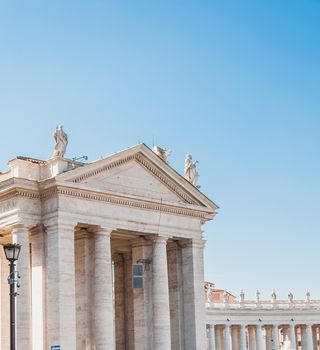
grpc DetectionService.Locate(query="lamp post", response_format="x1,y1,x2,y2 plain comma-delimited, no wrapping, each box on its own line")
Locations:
3,243,21,350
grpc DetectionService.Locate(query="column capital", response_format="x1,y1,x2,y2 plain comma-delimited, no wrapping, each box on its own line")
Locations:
45,220,77,233
10,223,32,233
152,235,169,244
93,227,113,236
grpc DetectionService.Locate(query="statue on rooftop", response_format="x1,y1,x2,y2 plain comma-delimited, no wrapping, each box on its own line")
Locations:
53,125,68,158
152,146,171,162
271,290,277,302
240,290,245,302
256,290,260,303
305,291,311,303
184,154,200,188
288,291,293,303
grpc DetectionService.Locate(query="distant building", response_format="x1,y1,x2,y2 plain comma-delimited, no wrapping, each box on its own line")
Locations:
205,283,320,350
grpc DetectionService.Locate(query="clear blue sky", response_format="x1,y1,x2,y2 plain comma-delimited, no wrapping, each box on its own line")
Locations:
0,1,319,300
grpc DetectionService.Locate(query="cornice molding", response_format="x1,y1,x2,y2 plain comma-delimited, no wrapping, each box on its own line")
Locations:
134,153,201,205
67,152,202,206
0,184,214,221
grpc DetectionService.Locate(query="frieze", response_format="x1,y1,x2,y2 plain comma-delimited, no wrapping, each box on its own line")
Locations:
40,186,211,220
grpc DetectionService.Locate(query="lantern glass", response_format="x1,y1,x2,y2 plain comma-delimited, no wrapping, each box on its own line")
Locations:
3,244,21,262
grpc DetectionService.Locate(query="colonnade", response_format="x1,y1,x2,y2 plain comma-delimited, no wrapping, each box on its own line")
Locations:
207,323,320,350
0,222,207,350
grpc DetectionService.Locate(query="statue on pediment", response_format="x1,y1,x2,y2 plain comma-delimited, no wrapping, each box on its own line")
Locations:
152,146,171,162
184,154,200,188
53,125,68,158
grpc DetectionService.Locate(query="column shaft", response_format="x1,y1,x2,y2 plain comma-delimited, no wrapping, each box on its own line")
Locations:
46,222,77,349
306,324,314,350
94,229,115,350
12,226,32,350
256,325,263,350
152,236,171,350
208,324,215,350
181,239,206,350
75,230,93,350
289,324,297,350
240,325,247,350
272,325,279,350
167,241,184,350
30,225,47,350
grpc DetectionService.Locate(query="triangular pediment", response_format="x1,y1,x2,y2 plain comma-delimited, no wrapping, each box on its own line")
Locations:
55,144,218,211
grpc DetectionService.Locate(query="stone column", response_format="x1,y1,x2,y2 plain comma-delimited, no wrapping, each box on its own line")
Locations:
46,221,77,350
30,224,47,350
240,325,247,350
0,247,10,349
255,324,263,350
12,225,32,350
272,325,279,350
152,236,171,350
167,240,184,350
208,324,215,350
306,324,314,350
114,253,126,350
123,253,134,350
181,238,206,350
289,323,297,350
224,324,231,350
75,229,93,350
93,228,115,350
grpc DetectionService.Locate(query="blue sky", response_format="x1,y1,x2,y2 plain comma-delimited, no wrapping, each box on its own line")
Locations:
0,0,319,300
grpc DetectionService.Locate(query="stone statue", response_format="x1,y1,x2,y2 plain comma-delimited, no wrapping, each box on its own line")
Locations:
53,125,68,158
271,290,277,302
184,154,200,188
152,146,171,162
240,290,245,302
288,292,293,303
256,290,260,303
223,291,228,303
305,291,311,303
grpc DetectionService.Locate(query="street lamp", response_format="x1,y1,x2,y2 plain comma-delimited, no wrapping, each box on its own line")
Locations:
3,243,21,350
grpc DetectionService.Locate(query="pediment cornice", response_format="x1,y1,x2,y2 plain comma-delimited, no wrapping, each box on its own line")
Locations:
55,144,218,211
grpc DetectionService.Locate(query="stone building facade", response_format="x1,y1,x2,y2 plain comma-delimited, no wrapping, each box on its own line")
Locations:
0,143,218,350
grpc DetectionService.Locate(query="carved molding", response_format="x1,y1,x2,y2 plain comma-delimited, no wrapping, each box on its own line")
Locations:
68,152,202,206
135,153,201,205
71,155,135,183
0,184,213,221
